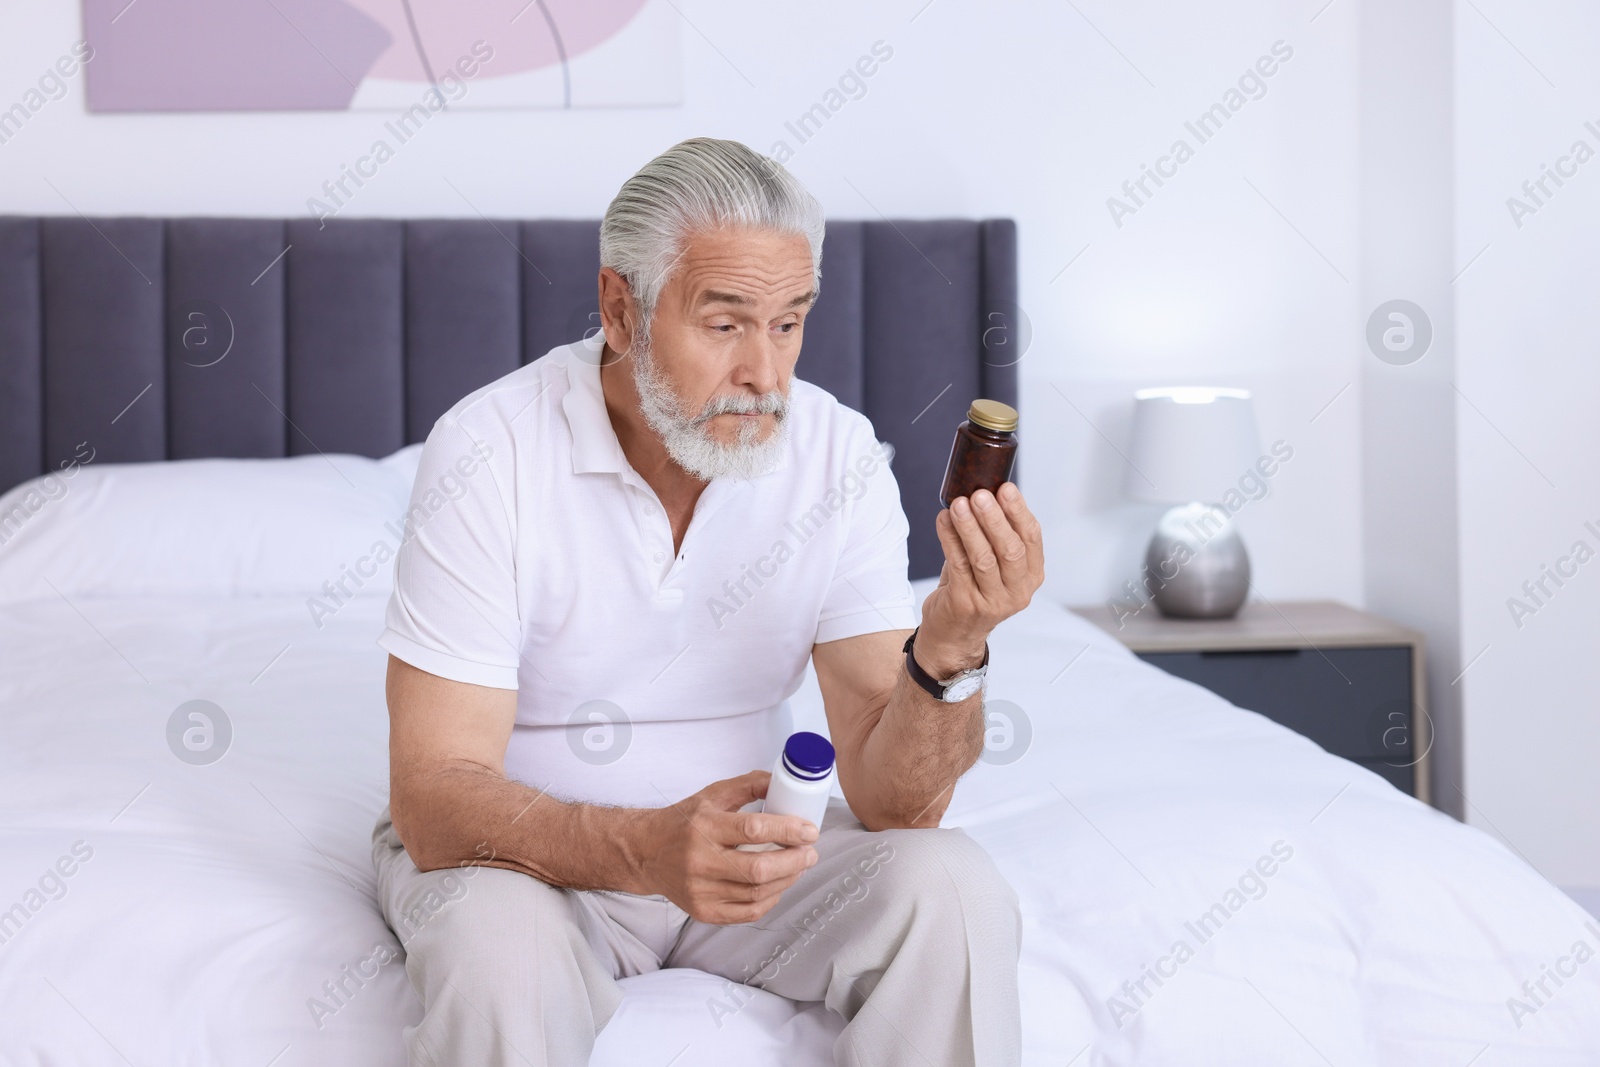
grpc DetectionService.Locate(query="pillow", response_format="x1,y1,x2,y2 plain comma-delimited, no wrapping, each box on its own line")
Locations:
0,445,424,605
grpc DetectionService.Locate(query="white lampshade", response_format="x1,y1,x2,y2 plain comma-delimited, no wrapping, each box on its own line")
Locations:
1124,387,1262,504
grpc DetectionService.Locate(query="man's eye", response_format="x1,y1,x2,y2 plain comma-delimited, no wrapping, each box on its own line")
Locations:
712,323,736,332
777,322,797,333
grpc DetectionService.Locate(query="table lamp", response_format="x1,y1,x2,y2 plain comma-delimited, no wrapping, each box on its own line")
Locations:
1123,387,1262,618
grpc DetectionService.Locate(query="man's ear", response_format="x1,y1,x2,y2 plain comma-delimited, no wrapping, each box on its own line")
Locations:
597,267,637,355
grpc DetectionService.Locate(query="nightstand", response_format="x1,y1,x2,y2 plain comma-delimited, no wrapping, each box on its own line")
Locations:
1070,601,1431,804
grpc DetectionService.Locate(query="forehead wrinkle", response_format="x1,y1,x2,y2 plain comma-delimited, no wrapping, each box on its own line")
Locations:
666,231,815,315
694,287,816,311
678,264,815,314
695,288,755,308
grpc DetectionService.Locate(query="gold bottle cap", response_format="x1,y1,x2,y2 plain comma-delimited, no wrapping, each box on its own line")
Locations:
967,399,1018,433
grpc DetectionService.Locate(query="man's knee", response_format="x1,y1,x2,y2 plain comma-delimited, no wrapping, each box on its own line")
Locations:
390,865,483,945
866,827,1020,922
392,864,620,1011
387,864,625,1059
392,864,577,964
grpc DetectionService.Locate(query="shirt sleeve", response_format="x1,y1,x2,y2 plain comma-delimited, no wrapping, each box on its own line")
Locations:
377,414,521,690
814,427,919,644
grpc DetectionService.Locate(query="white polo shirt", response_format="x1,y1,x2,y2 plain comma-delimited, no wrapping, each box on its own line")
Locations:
378,333,917,808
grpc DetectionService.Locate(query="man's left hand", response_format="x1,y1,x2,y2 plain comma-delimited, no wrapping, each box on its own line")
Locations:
916,483,1044,678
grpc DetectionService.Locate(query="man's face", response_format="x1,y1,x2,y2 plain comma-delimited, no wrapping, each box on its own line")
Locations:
637,227,814,463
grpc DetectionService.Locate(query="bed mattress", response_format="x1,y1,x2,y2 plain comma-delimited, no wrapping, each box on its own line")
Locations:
1,454,1597,1065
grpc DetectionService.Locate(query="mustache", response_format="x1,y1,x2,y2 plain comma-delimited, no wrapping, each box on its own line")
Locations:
693,391,789,424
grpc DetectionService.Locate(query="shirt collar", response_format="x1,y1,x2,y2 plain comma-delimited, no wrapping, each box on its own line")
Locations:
559,330,792,481
562,333,625,475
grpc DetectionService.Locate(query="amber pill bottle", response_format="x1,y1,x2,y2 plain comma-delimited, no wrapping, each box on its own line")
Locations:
939,399,1019,508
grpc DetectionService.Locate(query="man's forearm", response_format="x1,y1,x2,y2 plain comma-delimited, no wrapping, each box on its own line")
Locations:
849,646,987,831
391,761,654,892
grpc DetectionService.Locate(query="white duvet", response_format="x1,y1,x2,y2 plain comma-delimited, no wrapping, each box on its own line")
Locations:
1,452,1597,1065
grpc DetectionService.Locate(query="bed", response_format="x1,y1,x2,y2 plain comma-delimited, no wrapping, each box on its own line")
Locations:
1,216,1597,1065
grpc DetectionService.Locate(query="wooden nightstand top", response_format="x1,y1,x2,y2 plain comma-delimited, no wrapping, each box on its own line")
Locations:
1068,600,1425,654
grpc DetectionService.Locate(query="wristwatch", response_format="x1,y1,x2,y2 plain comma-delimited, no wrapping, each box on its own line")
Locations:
903,627,989,703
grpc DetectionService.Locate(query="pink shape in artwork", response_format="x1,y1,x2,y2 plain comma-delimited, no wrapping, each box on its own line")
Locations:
83,0,393,112
81,0,653,111
342,0,650,81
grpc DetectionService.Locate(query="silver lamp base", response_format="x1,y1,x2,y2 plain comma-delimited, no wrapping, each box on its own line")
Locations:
1144,502,1250,619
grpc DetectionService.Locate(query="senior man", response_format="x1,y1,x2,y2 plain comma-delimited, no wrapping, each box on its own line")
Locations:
371,137,1044,1067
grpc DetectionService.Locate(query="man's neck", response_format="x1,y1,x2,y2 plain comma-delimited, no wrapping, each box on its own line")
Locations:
598,343,708,547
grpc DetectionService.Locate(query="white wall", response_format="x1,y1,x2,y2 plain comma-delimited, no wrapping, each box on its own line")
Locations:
1455,0,1600,889
0,0,1367,618
1359,0,1463,821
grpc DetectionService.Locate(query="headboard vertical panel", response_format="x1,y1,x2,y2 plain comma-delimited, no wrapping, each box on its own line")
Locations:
0,219,43,491
404,221,522,443
166,219,288,459
521,220,601,364
797,221,865,411
979,218,1021,489
284,219,405,459
861,221,984,579
41,218,167,470
978,219,1021,409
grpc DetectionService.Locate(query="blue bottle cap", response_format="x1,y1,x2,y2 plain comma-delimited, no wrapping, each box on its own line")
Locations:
782,731,835,781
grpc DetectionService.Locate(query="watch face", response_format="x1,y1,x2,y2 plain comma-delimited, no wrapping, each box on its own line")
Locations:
944,674,984,703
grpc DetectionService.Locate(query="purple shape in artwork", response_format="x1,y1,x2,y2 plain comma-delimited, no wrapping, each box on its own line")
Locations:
83,0,393,112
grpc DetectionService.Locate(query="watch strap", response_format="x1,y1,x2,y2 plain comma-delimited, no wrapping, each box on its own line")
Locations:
903,627,988,701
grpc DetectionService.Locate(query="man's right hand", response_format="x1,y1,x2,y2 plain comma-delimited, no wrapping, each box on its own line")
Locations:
633,770,821,925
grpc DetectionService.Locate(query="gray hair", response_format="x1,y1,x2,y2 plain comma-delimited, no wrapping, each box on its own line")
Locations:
599,137,825,346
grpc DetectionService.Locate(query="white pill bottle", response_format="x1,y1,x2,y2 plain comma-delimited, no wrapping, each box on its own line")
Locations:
737,731,836,853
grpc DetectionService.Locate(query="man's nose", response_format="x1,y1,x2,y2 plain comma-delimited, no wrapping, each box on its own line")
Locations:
731,331,782,394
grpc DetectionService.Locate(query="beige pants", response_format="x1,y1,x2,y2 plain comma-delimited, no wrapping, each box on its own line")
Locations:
371,797,1022,1067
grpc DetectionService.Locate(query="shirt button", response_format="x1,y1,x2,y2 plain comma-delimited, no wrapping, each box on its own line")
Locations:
653,551,665,564
644,504,658,516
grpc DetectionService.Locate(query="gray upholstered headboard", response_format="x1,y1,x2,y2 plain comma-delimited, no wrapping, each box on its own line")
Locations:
0,217,1017,578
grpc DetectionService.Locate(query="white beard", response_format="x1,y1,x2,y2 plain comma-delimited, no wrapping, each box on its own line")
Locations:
630,338,790,481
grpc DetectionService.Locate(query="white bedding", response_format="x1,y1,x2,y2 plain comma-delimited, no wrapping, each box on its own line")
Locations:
2,454,1598,1065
